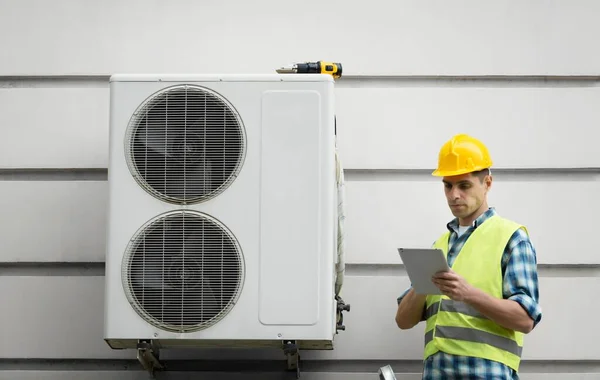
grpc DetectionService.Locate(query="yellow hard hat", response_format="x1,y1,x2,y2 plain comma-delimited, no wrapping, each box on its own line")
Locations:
432,134,493,177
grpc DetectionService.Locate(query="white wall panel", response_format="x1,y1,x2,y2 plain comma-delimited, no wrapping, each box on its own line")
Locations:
4,84,600,169
0,0,599,76
0,181,107,262
0,276,130,359
336,86,600,169
345,177,600,265
4,176,596,264
0,87,108,169
1,275,595,361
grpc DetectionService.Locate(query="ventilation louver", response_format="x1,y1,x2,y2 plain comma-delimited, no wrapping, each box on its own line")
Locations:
122,210,244,332
125,85,246,204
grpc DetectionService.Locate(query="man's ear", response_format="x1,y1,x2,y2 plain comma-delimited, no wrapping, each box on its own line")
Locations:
485,175,493,190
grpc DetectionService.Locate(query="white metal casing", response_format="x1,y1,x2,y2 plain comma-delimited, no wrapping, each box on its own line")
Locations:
104,74,338,350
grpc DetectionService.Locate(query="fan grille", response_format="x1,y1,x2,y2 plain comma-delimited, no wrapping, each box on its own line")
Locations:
125,84,246,204
122,211,244,332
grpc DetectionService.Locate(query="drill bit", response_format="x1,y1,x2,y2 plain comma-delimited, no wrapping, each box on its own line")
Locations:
275,63,299,74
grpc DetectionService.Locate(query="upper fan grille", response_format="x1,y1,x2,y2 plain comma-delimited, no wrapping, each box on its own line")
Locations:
125,85,246,204
122,210,245,332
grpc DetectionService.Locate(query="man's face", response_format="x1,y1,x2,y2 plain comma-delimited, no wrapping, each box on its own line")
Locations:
442,172,491,222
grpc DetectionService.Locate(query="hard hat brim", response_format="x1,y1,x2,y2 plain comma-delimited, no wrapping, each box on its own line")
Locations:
431,166,491,177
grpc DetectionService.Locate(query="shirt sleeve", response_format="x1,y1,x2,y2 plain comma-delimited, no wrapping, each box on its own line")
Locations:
502,228,543,328
397,286,412,305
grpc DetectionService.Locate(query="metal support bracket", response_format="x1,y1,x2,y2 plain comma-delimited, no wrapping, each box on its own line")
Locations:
136,340,164,378
336,295,351,333
282,340,301,378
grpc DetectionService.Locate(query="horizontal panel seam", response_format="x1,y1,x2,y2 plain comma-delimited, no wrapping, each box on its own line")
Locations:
0,359,598,373
1,168,600,181
2,75,600,89
0,263,598,277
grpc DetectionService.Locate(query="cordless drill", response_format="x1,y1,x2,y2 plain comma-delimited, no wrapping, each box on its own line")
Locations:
276,61,343,79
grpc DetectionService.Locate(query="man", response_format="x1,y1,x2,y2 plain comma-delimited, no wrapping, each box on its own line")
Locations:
395,134,542,379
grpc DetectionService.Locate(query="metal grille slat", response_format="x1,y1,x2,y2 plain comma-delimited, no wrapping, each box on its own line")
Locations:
122,211,244,333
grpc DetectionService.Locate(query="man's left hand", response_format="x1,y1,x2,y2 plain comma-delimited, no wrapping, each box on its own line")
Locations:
432,270,475,302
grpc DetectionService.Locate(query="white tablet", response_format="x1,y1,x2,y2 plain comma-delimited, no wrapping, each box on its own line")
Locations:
398,248,450,295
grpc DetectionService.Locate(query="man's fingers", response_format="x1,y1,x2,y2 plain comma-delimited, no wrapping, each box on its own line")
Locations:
430,281,456,299
431,279,450,291
433,271,457,280
432,278,457,288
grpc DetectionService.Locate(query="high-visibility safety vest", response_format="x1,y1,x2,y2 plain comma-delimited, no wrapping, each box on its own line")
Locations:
424,214,527,371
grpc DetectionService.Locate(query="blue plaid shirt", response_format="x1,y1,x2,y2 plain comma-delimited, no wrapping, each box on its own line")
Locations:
397,207,542,379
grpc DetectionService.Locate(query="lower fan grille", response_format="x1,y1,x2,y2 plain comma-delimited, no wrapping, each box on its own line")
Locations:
122,211,244,332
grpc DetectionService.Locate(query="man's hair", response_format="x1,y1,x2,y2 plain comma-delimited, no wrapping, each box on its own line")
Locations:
471,168,491,182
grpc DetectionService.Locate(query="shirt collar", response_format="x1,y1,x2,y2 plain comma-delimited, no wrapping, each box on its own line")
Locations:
447,207,496,233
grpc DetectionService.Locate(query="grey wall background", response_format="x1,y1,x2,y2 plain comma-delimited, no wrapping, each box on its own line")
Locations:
1,1,600,379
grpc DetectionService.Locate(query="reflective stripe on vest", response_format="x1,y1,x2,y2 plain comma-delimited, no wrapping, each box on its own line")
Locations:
423,214,526,371
424,299,523,357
